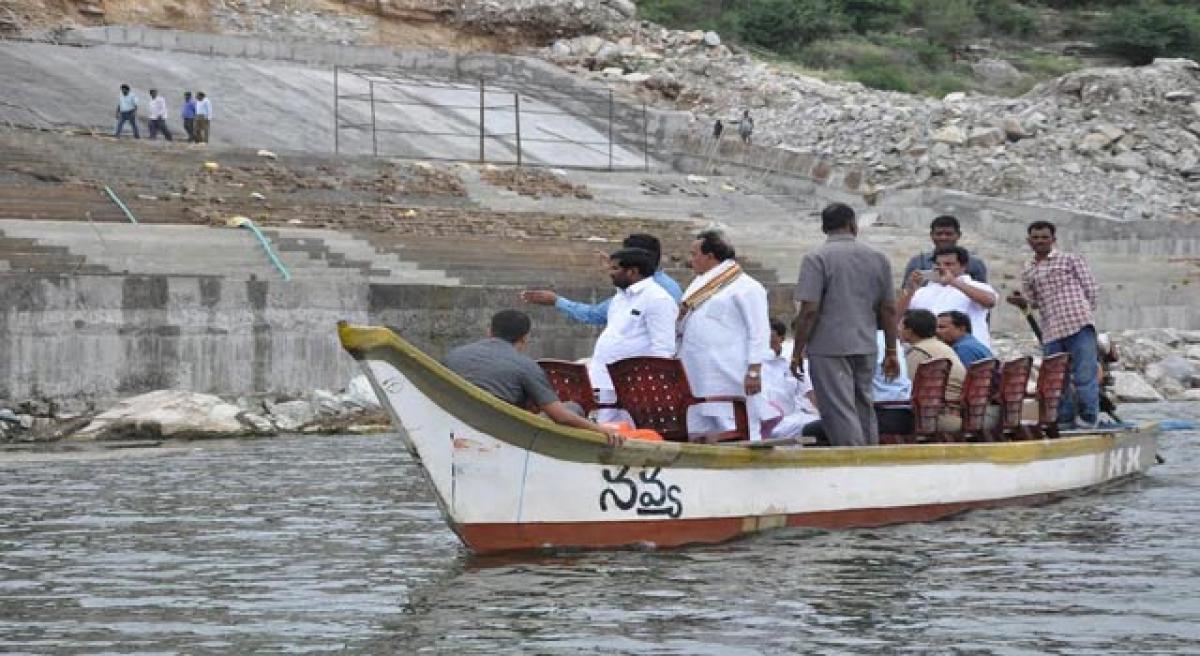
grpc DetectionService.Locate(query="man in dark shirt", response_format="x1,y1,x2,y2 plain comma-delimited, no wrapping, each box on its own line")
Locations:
444,309,615,437
792,203,900,447
902,215,988,291
937,310,994,366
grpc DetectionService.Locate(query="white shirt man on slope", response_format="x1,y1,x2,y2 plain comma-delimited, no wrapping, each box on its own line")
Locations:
677,231,770,442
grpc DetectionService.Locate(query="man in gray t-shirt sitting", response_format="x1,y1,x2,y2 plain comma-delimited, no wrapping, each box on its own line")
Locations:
444,309,615,438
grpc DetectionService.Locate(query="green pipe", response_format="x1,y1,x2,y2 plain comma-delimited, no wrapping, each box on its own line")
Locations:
237,218,292,281
102,186,139,225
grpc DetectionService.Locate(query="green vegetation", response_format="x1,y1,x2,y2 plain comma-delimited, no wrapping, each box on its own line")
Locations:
634,0,1200,96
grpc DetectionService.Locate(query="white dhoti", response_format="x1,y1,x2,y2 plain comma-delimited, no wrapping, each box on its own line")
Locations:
677,260,770,442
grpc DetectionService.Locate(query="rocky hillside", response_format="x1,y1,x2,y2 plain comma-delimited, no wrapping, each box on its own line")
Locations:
3,0,1200,222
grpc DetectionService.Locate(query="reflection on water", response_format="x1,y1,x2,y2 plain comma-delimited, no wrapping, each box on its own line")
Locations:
1,404,1197,654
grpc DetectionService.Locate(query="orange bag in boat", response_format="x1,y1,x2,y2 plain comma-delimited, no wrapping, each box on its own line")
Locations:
600,422,664,442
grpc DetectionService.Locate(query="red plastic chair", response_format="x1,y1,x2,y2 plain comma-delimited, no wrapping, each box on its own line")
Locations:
994,356,1032,440
606,356,748,443
535,359,615,417
877,358,951,443
958,358,998,441
1033,353,1071,438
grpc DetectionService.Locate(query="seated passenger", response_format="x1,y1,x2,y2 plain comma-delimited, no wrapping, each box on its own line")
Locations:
760,319,819,438
937,310,994,366
444,309,616,438
901,308,965,432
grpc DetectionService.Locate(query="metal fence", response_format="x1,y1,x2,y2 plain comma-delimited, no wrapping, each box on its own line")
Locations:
333,67,650,171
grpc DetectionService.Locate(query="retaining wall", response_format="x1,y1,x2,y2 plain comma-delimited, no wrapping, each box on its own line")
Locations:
0,273,795,407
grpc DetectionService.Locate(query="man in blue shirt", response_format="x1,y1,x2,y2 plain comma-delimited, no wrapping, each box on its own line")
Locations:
937,310,993,366
901,215,988,291
114,84,139,139
520,233,683,324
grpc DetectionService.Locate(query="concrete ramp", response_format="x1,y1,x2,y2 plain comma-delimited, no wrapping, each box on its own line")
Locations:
0,40,645,168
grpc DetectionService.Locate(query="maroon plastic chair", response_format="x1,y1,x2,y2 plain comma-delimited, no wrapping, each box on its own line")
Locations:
995,356,1033,440
536,359,602,416
877,358,951,444
606,356,748,443
958,358,998,441
1033,353,1071,438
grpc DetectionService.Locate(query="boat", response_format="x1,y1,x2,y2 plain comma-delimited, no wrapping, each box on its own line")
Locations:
337,321,1160,555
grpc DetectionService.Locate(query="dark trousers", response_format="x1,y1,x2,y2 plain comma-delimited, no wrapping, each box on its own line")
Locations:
148,118,173,141
114,110,139,138
183,117,195,142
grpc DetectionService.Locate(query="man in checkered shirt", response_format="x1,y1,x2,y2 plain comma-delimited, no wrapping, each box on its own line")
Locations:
1006,221,1100,428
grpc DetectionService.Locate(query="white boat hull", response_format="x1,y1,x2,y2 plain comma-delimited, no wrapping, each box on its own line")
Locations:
340,323,1159,554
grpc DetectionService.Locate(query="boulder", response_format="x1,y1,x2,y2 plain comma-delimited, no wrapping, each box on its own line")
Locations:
1075,132,1111,153
1001,117,1033,140
549,39,573,58
1145,354,1198,386
967,127,1006,148
932,126,967,146
703,31,721,47
1102,152,1149,173
268,399,316,432
1111,371,1164,403
343,375,382,409
607,0,637,19
971,58,1023,87
1165,90,1196,103
75,390,248,440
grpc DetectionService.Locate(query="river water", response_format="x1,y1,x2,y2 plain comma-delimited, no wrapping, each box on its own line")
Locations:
1,403,1197,655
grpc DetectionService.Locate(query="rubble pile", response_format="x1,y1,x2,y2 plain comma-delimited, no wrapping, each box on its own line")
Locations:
480,166,594,199
543,25,1200,221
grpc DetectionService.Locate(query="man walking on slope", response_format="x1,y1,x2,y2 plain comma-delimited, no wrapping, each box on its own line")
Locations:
147,89,173,141
792,203,899,447
114,84,139,139
1006,221,1101,429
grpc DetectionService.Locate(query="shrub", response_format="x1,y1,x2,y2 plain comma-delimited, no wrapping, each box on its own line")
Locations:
841,0,912,34
978,0,1038,37
851,64,915,92
1096,1,1200,64
910,0,981,47
737,0,848,53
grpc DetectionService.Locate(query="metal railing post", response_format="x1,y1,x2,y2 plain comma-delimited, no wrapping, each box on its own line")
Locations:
369,79,377,157
479,77,486,163
642,102,649,172
333,65,340,155
607,89,614,171
514,92,522,168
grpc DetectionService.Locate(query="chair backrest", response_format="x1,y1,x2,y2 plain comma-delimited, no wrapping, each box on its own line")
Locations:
911,358,952,436
1036,353,1072,426
536,359,597,415
959,358,999,435
606,356,696,442
997,356,1033,431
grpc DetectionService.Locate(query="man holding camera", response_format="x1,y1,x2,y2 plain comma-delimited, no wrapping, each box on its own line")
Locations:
901,215,988,291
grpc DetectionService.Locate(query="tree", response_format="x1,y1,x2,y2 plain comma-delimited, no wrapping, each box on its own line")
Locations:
737,0,847,53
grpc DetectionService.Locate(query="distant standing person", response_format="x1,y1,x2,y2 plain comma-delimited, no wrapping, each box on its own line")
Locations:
114,84,139,139
712,119,723,140
146,89,173,141
194,91,212,144
792,203,899,447
738,110,753,145
1006,221,1101,429
902,215,988,290
181,91,197,143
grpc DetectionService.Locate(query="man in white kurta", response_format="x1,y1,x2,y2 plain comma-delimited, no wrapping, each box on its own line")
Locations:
677,231,770,441
760,329,819,439
588,248,679,422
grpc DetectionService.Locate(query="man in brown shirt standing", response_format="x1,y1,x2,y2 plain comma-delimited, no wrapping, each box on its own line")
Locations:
792,203,900,446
